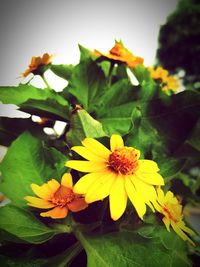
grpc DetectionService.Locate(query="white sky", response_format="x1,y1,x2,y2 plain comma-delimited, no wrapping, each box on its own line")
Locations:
0,0,179,87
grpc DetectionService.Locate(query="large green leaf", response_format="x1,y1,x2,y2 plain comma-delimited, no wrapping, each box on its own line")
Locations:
66,109,106,147
146,89,200,153
0,85,70,121
0,132,67,207
76,227,191,267
0,117,46,146
0,205,55,244
50,64,74,81
68,59,106,112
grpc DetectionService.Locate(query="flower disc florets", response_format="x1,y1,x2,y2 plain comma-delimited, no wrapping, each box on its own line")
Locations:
108,147,139,175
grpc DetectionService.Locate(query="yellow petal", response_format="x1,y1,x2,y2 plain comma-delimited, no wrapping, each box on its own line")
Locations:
47,179,60,193
162,217,171,231
138,160,159,173
109,175,127,221
110,134,124,151
24,196,54,209
66,160,107,173
71,146,105,162
85,172,116,203
82,138,110,160
73,172,105,194
136,171,164,186
61,173,73,188
125,177,146,219
40,206,68,219
178,221,196,236
171,221,195,246
31,183,52,200
132,175,157,203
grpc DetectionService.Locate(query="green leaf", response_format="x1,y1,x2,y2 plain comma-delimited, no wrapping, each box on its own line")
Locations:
146,90,200,153
66,109,106,146
50,64,74,81
187,118,200,152
0,85,70,121
156,157,186,181
0,132,67,207
0,205,55,244
76,228,191,267
68,60,106,112
0,117,46,146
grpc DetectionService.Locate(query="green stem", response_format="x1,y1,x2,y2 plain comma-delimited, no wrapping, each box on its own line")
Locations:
42,73,51,89
107,61,115,86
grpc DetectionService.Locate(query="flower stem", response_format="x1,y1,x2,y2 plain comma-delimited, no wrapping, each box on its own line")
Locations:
42,74,51,89
107,61,115,86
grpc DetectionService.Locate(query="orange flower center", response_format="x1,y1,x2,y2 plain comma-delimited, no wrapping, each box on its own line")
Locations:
162,204,180,223
110,44,130,58
108,147,139,175
51,185,75,207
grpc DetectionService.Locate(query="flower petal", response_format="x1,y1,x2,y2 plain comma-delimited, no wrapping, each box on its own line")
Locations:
73,172,105,194
162,217,171,232
31,183,52,200
110,134,124,151
24,196,54,209
82,138,110,159
85,172,116,203
71,146,105,162
171,221,195,246
125,177,146,219
109,175,127,221
132,175,157,203
138,160,159,173
47,179,60,193
136,171,164,186
40,206,68,219
66,160,107,173
61,173,73,188
68,198,88,212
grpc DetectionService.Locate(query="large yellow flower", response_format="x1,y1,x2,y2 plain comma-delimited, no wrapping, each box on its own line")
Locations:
65,135,164,221
22,53,53,77
24,173,88,219
95,41,144,69
153,188,196,246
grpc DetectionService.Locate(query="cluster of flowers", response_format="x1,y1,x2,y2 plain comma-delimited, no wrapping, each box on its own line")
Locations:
22,42,194,246
21,41,179,93
25,134,195,246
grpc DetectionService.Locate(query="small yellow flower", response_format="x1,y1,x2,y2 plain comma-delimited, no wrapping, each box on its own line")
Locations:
153,188,196,246
24,173,88,219
22,53,53,77
148,66,180,93
66,134,164,221
95,41,144,69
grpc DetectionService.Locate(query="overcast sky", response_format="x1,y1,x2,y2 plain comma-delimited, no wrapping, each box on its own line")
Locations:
0,0,179,86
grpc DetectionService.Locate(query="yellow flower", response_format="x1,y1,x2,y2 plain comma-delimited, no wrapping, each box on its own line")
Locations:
153,188,196,246
65,134,164,221
148,66,180,93
24,173,88,219
95,41,144,69
22,53,53,77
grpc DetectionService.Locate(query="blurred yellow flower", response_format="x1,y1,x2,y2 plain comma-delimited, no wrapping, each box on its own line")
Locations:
95,41,144,69
22,53,53,77
24,173,88,219
153,188,196,246
66,134,164,221
148,66,180,93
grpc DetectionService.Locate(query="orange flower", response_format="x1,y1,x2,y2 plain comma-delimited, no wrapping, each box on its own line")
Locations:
95,41,144,69
22,53,53,77
148,66,180,93
24,173,88,219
